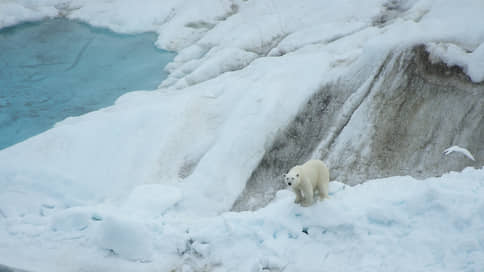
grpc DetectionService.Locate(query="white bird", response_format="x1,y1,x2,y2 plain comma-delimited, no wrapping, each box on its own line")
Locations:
443,145,475,161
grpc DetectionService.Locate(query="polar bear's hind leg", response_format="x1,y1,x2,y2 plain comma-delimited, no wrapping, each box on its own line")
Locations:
300,182,314,206
317,180,329,200
317,169,329,201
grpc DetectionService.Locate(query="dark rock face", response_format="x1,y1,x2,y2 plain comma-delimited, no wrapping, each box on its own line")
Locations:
233,45,484,211
364,46,483,180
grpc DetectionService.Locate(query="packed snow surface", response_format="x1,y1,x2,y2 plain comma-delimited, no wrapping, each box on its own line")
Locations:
1,168,483,271
1,0,484,271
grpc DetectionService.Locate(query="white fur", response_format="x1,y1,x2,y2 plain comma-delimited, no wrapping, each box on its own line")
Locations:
284,160,330,206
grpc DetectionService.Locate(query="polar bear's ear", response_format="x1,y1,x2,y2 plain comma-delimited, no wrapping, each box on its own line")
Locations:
283,174,287,178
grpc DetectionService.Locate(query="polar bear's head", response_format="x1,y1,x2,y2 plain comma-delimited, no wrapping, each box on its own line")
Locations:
283,167,301,187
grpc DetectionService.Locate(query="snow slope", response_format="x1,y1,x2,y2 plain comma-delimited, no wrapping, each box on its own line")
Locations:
1,0,484,271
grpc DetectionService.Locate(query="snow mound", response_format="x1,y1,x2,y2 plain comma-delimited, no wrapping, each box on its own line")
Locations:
178,168,484,271
94,215,153,262
428,42,484,83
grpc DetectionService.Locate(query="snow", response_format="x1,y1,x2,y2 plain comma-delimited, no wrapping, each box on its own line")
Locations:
0,1,57,28
1,168,484,271
1,0,484,271
94,215,154,262
165,47,259,89
444,146,476,161
427,42,484,82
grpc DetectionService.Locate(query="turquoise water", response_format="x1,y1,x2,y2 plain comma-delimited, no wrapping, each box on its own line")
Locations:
0,19,175,150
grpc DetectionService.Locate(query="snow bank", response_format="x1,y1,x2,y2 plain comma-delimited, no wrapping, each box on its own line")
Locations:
427,42,484,82
0,0,236,50
94,215,153,262
1,168,483,271
0,1,58,28
197,167,484,272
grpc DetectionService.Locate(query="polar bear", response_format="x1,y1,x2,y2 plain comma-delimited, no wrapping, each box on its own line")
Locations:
283,159,330,206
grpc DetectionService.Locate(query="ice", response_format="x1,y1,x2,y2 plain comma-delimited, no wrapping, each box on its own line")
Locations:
50,207,91,232
443,145,476,161
94,215,153,262
122,184,182,217
170,47,259,88
2,168,483,271
175,169,484,271
268,21,368,56
0,1,57,29
427,42,484,83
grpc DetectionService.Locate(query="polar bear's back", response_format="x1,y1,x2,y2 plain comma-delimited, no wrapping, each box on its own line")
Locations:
300,159,329,186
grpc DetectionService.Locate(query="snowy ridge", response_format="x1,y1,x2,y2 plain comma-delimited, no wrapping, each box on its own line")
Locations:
1,0,484,85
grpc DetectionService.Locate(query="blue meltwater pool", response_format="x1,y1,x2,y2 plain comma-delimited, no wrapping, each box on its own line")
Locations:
0,18,175,150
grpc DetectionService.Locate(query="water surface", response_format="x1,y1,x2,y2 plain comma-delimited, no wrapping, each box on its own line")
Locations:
0,19,175,150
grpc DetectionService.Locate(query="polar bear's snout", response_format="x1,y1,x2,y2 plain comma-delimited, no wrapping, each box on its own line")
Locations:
285,177,292,186
283,173,299,187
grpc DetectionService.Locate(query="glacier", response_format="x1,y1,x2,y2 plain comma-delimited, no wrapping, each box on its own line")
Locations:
0,0,483,271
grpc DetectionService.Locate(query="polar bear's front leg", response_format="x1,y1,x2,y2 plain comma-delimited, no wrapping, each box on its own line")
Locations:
293,188,303,204
300,182,314,207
